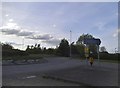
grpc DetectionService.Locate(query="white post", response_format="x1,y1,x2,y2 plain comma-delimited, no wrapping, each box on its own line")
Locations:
97,45,100,66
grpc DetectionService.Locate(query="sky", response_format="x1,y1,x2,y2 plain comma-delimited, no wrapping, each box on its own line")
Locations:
0,2,119,53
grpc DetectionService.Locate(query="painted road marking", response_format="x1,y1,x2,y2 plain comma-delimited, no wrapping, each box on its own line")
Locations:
22,75,36,79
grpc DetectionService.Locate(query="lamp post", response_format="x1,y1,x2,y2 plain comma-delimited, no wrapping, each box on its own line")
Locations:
22,37,24,50
115,48,117,54
97,45,100,66
70,30,72,58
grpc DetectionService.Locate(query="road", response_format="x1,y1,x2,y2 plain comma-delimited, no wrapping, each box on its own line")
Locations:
2,57,119,86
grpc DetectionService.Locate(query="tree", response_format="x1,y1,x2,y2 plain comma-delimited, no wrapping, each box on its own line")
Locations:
37,44,41,49
58,39,70,57
35,43,37,48
46,48,55,54
35,44,41,54
76,34,98,58
2,43,13,50
76,44,85,57
42,47,46,54
76,33,94,44
31,45,34,49
70,42,79,55
100,46,107,53
26,45,30,50
26,44,42,54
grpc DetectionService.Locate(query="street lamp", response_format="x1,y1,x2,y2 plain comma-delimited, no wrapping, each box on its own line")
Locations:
70,30,72,58
115,48,117,54
22,37,24,50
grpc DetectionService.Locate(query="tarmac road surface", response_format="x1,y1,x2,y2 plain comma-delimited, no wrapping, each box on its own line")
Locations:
2,57,119,86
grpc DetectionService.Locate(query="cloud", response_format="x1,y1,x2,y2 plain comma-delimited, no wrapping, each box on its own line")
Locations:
8,19,14,22
0,24,55,41
0,21,55,40
115,12,118,16
0,26,34,37
52,24,57,28
1,28,20,35
5,14,9,17
0,23,34,37
93,22,106,31
5,42,23,46
6,22,18,29
0,22,20,34
16,30,34,36
42,38,61,46
26,34,53,40
113,29,120,37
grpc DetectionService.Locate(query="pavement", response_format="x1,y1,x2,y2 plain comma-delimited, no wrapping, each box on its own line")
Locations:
2,57,119,86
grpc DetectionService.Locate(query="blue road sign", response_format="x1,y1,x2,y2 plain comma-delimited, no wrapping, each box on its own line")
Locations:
84,38,101,45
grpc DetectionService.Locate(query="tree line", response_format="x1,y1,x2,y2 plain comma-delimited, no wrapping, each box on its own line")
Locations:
25,34,101,57
2,34,119,61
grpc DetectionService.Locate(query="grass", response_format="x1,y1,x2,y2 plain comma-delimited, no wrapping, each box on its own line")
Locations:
100,59,120,63
2,54,59,61
2,54,119,64
2,54,43,61
71,56,119,63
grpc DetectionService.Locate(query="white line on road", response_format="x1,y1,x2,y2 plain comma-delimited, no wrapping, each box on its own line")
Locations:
22,75,36,79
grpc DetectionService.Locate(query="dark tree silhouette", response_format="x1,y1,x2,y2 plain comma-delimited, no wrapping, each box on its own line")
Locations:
26,45,30,50
76,33,94,44
58,39,70,57
76,34,98,58
76,44,85,57
37,44,41,49
100,46,107,53
31,45,34,49
2,43,13,50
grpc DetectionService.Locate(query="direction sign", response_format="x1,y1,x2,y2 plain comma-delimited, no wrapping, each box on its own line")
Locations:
85,47,89,53
84,38,101,45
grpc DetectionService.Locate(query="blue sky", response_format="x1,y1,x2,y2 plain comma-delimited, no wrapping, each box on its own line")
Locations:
0,2,118,53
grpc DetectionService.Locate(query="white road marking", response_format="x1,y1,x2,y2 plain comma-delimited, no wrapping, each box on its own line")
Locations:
26,75,36,79
22,75,36,79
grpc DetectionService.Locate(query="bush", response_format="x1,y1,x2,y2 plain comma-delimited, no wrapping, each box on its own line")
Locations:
2,49,29,57
2,49,29,61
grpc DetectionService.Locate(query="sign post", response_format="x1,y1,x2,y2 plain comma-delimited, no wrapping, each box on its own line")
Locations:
84,45,89,65
97,45,100,66
84,38,101,66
